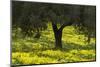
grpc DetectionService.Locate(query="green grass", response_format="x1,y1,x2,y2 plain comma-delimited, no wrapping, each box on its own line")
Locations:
12,23,96,65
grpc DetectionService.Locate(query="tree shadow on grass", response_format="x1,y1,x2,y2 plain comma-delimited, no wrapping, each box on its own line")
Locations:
62,41,96,51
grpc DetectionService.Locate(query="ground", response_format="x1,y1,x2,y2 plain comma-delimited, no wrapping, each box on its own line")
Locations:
12,23,96,65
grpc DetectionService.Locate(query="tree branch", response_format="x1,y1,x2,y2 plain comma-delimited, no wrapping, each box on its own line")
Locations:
51,22,58,32
59,21,73,31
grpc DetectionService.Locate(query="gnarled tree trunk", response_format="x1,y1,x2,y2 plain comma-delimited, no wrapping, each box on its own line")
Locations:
54,29,62,48
52,23,63,48
52,21,73,48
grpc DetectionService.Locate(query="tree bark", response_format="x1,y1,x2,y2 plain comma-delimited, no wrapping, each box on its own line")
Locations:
52,23,63,48
51,22,73,48
55,29,62,48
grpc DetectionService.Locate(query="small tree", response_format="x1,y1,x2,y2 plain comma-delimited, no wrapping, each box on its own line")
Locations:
12,1,96,48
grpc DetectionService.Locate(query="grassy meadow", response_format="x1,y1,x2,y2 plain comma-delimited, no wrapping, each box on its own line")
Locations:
12,23,96,65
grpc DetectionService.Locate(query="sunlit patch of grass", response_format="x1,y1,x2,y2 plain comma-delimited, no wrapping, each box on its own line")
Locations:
12,24,96,64
41,50,65,59
79,50,96,59
12,52,58,64
12,49,95,64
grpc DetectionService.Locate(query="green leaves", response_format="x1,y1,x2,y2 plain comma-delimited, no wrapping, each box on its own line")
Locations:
12,1,96,39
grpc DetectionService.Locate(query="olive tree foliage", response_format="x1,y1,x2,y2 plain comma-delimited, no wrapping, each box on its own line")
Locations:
76,6,96,43
12,2,48,36
12,1,96,48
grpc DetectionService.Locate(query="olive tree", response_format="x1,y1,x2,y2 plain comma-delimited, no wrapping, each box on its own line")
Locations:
12,1,96,48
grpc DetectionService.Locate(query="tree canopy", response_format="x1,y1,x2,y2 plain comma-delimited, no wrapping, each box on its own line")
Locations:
12,1,96,48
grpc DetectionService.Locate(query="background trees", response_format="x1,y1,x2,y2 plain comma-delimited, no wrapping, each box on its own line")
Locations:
12,1,96,48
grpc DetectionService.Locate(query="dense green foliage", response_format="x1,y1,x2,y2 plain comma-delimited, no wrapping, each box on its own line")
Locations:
12,23,96,65
12,1,96,38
